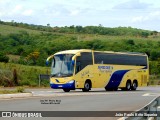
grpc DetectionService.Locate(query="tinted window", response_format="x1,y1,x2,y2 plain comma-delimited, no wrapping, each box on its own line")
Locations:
76,52,93,73
94,52,147,66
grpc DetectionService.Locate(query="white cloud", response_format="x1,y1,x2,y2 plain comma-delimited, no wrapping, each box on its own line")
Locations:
0,12,4,17
69,9,80,16
150,11,160,16
0,0,160,31
22,9,33,16
113,0,152,9
131,16,147,22
13,5,23,12
131,10,160,23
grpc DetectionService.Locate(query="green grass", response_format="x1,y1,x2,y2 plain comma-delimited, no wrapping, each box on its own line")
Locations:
73,33,160,41
149,79,160,85
0,87,25,94
7,54,20,63
0,24,44,35
1,24,160,42
0,90,17,94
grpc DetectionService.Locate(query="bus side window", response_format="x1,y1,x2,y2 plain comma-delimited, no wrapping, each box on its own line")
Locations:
76,61,81,74
75,56,81,74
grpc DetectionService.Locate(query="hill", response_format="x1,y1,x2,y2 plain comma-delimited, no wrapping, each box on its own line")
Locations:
0,24,44,35
0,20,160,76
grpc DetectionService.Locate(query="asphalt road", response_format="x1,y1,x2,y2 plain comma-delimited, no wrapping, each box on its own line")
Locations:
0,86,160,120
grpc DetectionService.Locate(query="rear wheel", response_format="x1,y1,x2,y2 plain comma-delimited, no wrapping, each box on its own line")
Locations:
126,81,131,91
82,82,91,92
131,81,138,90
63,89,70,92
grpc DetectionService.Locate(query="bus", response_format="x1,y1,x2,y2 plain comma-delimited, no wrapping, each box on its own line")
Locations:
46,49,149,92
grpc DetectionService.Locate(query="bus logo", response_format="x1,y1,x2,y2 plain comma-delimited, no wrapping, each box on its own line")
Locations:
98,66,113,70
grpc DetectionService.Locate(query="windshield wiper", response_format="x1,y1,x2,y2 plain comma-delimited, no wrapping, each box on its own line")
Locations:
51,74,59,77
60,73,73,77
51,73,72,77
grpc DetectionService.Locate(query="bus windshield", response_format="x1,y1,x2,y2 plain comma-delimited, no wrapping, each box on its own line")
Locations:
51,54,74,77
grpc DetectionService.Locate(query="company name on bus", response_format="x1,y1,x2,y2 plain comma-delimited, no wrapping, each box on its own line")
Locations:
98,66,113,70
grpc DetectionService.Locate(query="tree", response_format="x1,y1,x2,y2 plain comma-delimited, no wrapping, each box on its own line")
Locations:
150,51,160,61
75,26,83,33
47,23,50,27
141,31,149,38
16,47,24,55
26,51,40,65
0,52,9,63
126,39,135,45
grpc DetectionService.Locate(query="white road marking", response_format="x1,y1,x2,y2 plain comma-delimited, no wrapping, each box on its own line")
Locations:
142,93,160,96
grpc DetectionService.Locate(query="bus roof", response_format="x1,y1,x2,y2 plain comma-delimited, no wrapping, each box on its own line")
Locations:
54,49,147,56
54,49,92,55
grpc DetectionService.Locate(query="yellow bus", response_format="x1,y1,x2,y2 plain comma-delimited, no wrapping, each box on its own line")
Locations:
46,49,149,92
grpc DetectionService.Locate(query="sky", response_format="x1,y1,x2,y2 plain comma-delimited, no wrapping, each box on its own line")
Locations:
0,0,160,31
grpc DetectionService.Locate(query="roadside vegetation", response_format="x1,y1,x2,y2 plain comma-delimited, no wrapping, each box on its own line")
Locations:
0,62,50,87
0,20,160,86
0,87,25,94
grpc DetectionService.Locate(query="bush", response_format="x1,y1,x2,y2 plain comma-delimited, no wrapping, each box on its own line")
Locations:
125,39,135,45
150,51,160,60
0,69,14,87
0,52,9,63
16,87,25,93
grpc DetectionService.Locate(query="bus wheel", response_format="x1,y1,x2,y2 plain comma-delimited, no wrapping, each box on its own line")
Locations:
82,82,91,92
131,81,138,90
63,89,70,92
126,81,131,91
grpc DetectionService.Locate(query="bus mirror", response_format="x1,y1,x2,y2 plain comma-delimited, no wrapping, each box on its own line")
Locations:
72,60,75,65
46,61,49,66
46,55,54,66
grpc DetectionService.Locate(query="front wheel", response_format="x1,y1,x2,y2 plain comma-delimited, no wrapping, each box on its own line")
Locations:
82,82,91,92
63,89,70,92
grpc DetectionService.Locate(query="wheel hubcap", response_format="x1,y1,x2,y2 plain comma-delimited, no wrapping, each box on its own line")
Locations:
127,83,130,89
85,83,89,89
133,83,137,89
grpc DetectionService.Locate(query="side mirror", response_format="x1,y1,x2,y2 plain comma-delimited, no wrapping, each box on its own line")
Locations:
46,55,54,66
71,60,75,65
46,61,49,66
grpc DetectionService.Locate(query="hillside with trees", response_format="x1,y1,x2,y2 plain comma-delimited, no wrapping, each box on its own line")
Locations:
0,20,160,87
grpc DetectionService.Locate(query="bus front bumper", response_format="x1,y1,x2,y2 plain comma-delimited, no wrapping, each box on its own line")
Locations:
50,81,75,90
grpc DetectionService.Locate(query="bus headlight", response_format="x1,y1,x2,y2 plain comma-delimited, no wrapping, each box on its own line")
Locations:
67,80,74,84
50,80,54,84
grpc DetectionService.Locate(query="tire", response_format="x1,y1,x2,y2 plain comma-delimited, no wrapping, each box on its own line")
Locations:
126,81,131,91
131,81,137,90
63,89,70,92
82,82,91,92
